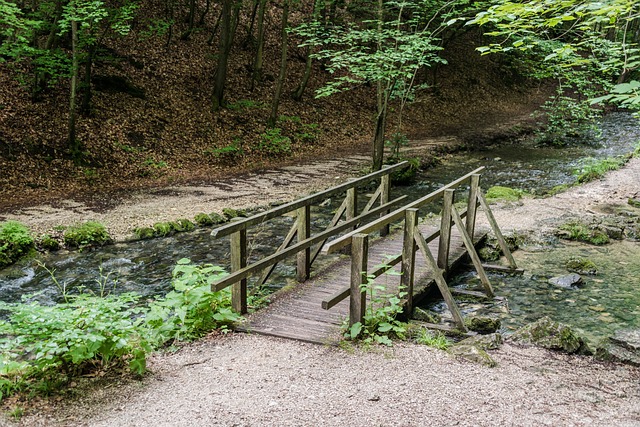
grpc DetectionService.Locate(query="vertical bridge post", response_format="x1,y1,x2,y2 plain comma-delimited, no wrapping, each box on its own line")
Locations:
466,174,480,238
401,208,418,315
380,174,391,237
350,233,368,326
230,228,247,314
438,189,454,274
296,205,311,281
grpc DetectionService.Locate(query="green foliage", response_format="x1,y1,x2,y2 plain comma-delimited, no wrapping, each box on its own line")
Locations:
591,80,640,112
0,221,34,268
152,222,174,237
0,292,151,398
176,218,195,232
385,132,409,159
222,208,248,220
415,328,452,350
485,186,524,202
257,128,292,156
206,140,244,162
536,92,600,146
63,221,111,248
574,156,628,183
345,275,407,346
143,158,168,169
145,259,240,345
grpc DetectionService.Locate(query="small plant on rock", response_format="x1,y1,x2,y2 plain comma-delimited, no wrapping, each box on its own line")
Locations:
415,328,452,350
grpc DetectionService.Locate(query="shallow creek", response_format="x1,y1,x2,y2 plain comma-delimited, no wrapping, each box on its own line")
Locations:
1,113,639,343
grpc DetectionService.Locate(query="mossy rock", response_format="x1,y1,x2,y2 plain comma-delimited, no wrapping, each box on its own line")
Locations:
557,221,610,245
485,186,524,202
194,212,215,227
509,316,591,354
595,329,640,366
209,212,228,225
565,257,597,275
152,222,175,237
479,246,501,262
0,220,34,268
38,234,60,251
222,208,248,219
177,218,195,232
458,333,503,350
412,307,441,324
134,226,155,240
390,168,417,186
63,221,111,248
465,316,501,334
448,344,497,367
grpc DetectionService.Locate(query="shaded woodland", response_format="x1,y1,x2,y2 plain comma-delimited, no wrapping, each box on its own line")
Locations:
0,0,638,208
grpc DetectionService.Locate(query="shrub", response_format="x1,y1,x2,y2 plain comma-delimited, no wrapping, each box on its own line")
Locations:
0,221,34,268
145,259,240,345
0,293,151,399
63,222,111,248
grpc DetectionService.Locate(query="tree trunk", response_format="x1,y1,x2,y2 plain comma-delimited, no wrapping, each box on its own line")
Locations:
80,47,94,115
199,0,211,25
292,0,320,101
372,105,386,171
267,0,289,127
212,0,233,111
68,20,82,164
250,0,268,91
180,0,197,40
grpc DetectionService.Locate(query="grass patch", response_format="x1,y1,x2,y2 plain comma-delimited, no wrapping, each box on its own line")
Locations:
574,156,628,184
557,221,610,245
485,186,524,202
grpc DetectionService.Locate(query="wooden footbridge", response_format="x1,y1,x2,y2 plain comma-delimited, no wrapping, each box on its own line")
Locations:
210,162,519,345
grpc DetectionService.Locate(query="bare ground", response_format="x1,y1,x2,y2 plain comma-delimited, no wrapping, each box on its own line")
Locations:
2,140,640,427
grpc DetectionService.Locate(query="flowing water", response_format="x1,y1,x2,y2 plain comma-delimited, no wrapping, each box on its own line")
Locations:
1,112,639,342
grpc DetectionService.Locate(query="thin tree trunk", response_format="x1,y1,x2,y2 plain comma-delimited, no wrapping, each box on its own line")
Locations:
292,0,320,101
268,0,289,127
199,0,211,25
250,0,267,91
80,47,94,114
68,20,82,163
212,0,232,111
180,0,197,40
372,0,385,171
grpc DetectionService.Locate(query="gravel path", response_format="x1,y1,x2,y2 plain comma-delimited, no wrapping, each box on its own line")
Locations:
9,334,640,427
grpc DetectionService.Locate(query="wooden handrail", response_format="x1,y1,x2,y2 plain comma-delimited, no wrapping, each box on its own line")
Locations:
210,196,407,292
322,166,485,254
211,161,408,238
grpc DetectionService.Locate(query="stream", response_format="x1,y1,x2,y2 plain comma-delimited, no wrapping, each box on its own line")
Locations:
1,112,639,343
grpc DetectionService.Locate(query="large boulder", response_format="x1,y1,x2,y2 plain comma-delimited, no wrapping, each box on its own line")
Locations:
509,316,591,354
595,329,640,366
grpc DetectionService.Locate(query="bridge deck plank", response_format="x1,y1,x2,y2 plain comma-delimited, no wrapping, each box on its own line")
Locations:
237,224,487,345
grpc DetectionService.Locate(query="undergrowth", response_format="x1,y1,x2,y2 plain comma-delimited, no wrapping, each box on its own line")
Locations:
0,259,238,401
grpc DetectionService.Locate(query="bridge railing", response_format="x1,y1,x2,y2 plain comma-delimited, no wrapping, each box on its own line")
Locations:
210,161,410,313
321,167,518,331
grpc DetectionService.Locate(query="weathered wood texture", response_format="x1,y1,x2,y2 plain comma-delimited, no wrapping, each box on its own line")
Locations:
236,223,488,345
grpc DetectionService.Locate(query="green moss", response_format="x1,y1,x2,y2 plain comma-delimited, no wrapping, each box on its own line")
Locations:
510,316,590,354
565,257,597,275
464,316,501,334
177,218,195,232
209,212,228,224
63,221,111,248
412,307,441,324
479,246,501,262
194,213,214,227
134,227,155,240
152,222,174,237
0,221,34,268
222,208,248,219
557,221,610,245
485,186,524,202
38,234,60,251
